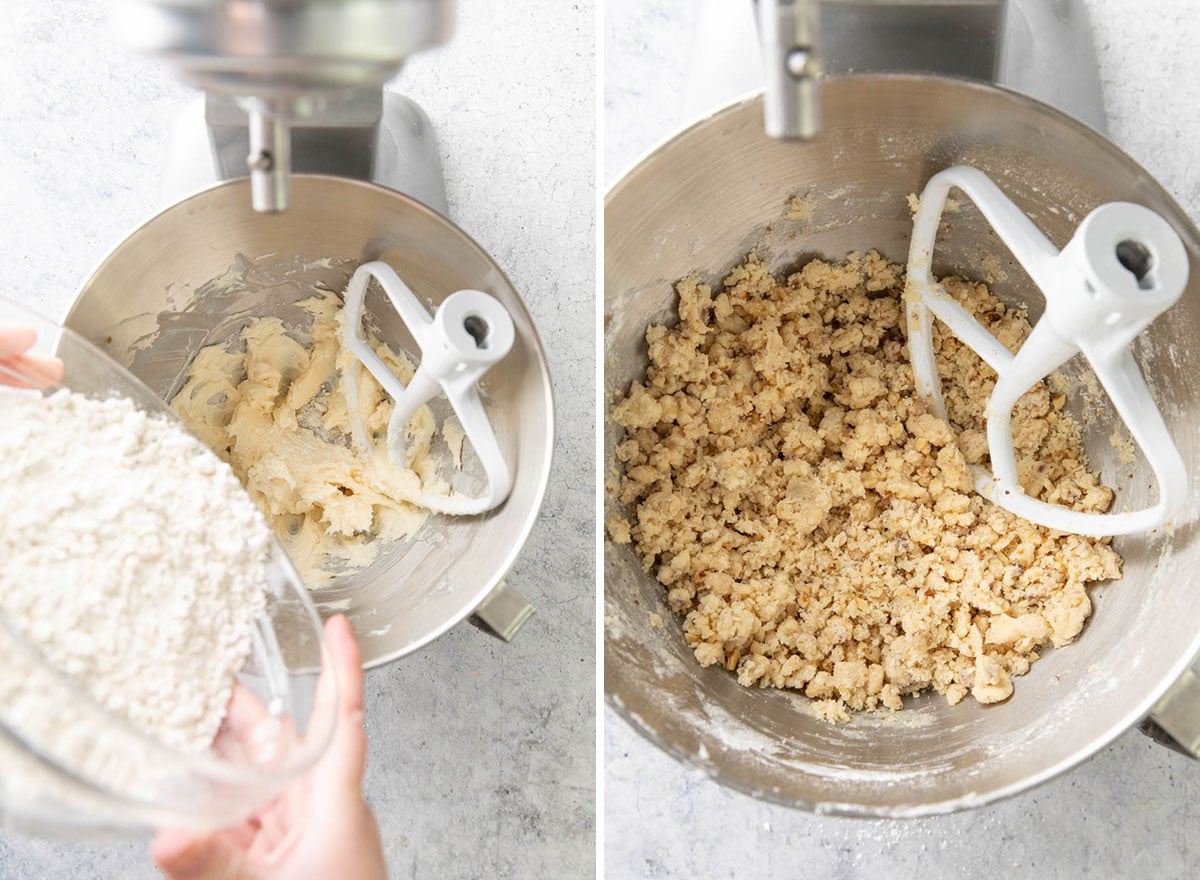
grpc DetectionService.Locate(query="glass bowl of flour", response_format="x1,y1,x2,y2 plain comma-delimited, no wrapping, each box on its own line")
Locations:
0,297,335,836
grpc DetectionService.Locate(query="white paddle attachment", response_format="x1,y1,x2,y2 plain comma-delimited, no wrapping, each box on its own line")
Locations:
905,166,1188,536
342,261,515,516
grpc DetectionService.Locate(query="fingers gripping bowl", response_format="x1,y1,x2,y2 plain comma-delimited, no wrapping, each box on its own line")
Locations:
0,299,333,835
604,76,1200,815
65,175,553,667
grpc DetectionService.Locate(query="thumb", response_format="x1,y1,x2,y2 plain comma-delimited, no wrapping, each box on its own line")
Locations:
315,614,368,795
152,829,249,880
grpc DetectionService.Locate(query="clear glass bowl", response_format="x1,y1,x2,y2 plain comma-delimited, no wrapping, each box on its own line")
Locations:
0,296,335,836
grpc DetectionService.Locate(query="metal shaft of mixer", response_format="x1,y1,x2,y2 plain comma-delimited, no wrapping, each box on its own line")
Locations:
246,106,291,214
756,0,822,139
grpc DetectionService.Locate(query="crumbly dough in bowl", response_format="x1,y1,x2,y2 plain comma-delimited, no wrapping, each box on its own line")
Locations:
609,252,1121,721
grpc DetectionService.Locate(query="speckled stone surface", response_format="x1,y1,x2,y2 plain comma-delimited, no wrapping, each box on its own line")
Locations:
0,2,594,878
604,0,1200,877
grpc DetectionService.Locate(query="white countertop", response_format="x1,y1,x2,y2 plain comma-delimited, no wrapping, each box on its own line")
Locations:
0,2,595,878
605,0,1200,876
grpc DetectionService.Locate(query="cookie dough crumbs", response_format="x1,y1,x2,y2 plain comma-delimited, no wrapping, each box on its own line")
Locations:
610,252,1121,717
907,193,960,217
443,416,467,469
607,512,633,545
811,699,851,723
979,253,1009,284
1109,431,1137,466
172,289,448,587
786,194,815,224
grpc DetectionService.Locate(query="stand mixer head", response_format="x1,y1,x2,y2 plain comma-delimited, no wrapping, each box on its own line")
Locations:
700,0,1105,141
110,0,454,212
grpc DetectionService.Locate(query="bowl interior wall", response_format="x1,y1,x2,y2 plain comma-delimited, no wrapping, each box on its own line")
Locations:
67,176,553,666
604,77,1200,813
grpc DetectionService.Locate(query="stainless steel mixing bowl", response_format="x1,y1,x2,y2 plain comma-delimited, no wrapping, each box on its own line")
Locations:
605,75,1200,815
65,175,553,668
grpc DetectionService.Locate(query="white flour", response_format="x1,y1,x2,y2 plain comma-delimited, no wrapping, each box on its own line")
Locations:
0,389,270,757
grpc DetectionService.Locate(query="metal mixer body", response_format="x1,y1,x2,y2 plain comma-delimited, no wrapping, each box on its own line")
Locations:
112,0,454,213
161,90,449,216
691,0,1105,139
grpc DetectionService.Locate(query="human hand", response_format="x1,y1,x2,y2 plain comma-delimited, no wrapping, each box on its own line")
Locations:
152,615,387,880
0,325,64,388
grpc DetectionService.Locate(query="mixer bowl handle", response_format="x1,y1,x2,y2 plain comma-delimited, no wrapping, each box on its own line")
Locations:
471,581,536,642
1145,668,1200,758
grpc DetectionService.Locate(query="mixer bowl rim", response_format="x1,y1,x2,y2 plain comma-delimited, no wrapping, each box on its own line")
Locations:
64,173,557,669
602,76,1200,815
